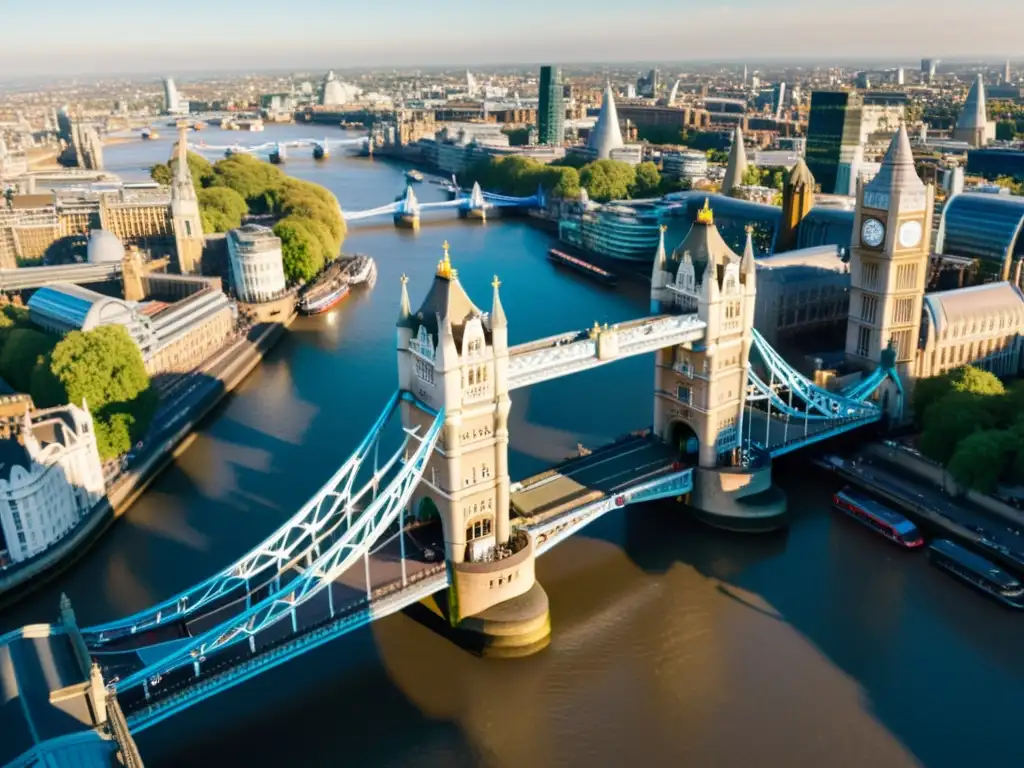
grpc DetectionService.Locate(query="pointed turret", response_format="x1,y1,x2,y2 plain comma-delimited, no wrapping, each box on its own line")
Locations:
863,124,927,213
490,275,507,329
434,308,458,371
587,82,625,160
397,273,412,326
172,125,196,202
721,124,748,195
650,225,672,312
953,74,995,147
741,225,756,275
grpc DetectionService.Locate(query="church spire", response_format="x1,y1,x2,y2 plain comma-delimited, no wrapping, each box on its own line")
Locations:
741,225,756,275
398,273,411,324
172,124,197,202
721,124,748,195
953,74,994,147
490,274,507,328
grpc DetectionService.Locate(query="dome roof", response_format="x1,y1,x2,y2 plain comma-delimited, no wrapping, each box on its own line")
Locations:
87,229,125,264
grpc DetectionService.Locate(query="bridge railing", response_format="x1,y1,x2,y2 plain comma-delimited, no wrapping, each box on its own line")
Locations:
84,391,405,647
113,403,444,697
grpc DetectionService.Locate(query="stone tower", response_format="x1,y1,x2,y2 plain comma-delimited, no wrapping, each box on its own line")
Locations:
778,157,815,252
121,246,146,302
721,124,749,196
845,125,933,400
397,243,512,564
952,74,996,148
170,125,204,274
651,200,756,469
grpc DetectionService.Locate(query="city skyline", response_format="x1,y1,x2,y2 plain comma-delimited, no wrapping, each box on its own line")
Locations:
3,0,1024,76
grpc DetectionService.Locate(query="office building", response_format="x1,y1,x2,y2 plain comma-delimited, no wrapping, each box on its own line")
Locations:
661,151,709,182
163,77,188,116
936,192,1024,280
921,59,937,82
228,225,287,303
806,91,865,195
537,66,565,146
28,277,234,378
0,402,104,564
771,83,787,119
637,68,659,98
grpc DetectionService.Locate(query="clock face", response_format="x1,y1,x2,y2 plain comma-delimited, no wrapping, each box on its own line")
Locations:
861,218,885,248
898,220,923,249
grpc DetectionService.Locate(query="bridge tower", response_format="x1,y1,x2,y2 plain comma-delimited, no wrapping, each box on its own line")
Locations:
170,125,205,274
845,125,933,417
398,244,546,643
651,203,787,531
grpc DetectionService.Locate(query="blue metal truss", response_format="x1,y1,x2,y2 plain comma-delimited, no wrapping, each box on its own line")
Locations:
83,392,404,648
113,403,444,698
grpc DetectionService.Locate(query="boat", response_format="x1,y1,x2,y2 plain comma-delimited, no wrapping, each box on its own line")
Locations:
347,254,377,286
141,129,159,141
548,249,617,286
973,537,1024,571
832,487,924,548
299,281,349,315
406,170,424,183
928,539,1024,609
558,202,664,263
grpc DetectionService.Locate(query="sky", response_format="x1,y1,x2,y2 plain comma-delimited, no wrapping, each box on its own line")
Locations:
3,0,1022,76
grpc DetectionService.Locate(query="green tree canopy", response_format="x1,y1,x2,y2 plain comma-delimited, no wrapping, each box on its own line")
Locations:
948,430,1019,493
0,329,57,393
273,216,326,284
149,151,215,190
32,325,157,460
913,365,1007,426
579,159,636,202
211,154,287,212
741,164,762,187
197,186,249,233
631,162,662,198
918,390,996,465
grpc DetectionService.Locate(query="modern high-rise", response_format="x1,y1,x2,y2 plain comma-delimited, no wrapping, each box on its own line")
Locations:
806,91,865,195
537,66,564,146
771,82,787,118
921,59,937,83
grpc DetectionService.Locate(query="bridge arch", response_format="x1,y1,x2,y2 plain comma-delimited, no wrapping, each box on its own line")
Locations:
668,419,700,461
415,496,440,523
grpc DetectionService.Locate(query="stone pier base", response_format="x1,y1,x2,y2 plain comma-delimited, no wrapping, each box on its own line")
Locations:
459,208,487,222
688,463,788,533
394,213,420,230
456,581,551,658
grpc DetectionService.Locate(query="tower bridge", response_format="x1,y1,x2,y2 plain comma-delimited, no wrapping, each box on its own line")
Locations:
7,131,935,765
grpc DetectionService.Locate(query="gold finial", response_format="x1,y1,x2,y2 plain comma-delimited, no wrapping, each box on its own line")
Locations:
400,273,408,285
589,320,602,339
660,224,668,233
696,198,714,225
744,224,754,234
492,275,501,289
436,241,456,279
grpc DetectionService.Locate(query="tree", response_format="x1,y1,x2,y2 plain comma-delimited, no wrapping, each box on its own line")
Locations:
149,151,215,189
948,430,1018,493
273,216,326,284
0,329,56,393
32,326,157,460
918,391,994,465
631,162,662,198
211,154,286,211
996,120,1018,142
914,365,1006,426
197,187,248,233
741,165,762,187
579,159,636,202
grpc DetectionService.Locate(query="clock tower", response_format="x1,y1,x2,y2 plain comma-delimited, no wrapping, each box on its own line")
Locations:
845,125,934,398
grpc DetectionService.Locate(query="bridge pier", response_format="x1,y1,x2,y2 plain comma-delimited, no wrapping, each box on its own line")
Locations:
397,248,549,655
394,211,420,230
458,206,487,222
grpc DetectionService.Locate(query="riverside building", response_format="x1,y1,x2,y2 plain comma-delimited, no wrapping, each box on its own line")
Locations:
0,402,105,565
537,65,565,146
227,225,287,303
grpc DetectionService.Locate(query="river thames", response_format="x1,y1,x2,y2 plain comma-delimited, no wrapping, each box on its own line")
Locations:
2,125,1021,767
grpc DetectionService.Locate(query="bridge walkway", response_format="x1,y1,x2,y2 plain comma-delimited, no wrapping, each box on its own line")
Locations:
511,434,682,529
107,524,444,715
744,408,882,458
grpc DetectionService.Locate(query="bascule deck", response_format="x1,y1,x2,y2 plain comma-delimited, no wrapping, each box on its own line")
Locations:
511,434,680,526
745,408,881,457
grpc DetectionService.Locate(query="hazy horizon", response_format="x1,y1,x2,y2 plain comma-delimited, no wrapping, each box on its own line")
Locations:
3,0,1022,77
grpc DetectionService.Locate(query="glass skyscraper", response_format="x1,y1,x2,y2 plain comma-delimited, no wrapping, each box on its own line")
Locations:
806,90,864,195
538,65,564,146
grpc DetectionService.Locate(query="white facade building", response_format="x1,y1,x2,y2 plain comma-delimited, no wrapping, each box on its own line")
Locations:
662,150,709,182
227,224,288,302
0,403,105,564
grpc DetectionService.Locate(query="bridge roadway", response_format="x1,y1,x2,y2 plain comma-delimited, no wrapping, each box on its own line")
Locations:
104,523,445,716
511,434,682,527
744,407,883,458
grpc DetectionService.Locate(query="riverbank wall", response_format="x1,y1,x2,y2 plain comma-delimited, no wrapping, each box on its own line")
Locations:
0,319,292,609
